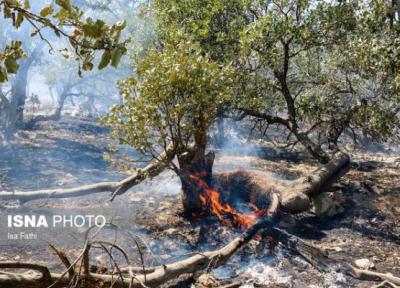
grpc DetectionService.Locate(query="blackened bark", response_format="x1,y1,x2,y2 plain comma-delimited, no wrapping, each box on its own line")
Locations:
178,148,215,215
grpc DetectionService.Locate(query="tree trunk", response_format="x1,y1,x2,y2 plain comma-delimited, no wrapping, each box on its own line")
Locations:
176,123,218,215
53,91,67,120
24,89,69,129
10,45,42,128
0,89,17,143
12,64,29,128
177,147,215,215
291,129,330,164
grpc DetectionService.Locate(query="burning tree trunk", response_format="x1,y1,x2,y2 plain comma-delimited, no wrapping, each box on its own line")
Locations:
176,149,349,228
0,142,350,220
177,128,216,215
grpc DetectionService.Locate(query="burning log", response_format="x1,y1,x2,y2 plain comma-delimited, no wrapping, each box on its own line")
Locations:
0,139,349,220
213,152,350,214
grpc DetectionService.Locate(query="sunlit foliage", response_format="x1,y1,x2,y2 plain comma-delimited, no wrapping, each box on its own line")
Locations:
0,0,127,82
106,43,233,156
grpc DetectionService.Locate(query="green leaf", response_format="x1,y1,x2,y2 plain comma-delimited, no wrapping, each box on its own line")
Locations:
0,68,8,83
4,57,19,74
24,0,30,9
82,24,100,38
82,20,105,38
15,12,24,28
40,6,54,17
56,0,71,12
82,62,93,71
53,8,69,21
111,46,126,67
98,50,111,70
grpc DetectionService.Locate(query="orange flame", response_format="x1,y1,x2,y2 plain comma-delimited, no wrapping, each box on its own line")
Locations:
189,173,267,229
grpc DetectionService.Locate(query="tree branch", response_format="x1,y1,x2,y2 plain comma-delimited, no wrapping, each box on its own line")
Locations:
0,144,176,202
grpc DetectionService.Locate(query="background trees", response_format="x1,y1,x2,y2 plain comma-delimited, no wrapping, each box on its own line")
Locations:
0,0,127,80
0,0,129,143
236,0,400,161
1,0,399,212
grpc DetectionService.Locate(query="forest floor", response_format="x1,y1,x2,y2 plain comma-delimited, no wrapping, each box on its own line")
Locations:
0,116,399,288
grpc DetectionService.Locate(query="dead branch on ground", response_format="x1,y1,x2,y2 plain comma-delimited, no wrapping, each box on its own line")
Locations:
346,265,400,286
0,218,327,288
0,144,175,203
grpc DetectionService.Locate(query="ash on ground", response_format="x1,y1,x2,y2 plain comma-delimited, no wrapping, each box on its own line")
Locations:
0,117,399,288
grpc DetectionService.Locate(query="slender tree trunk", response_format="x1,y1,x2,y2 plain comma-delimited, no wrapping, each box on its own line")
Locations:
215,106,225,147
0,89,17,143
53,91,68,120
11,45,42,128
292,130,330,163
0,89,13,143
24,89,69,129
13,70,28,127
11,57,34,128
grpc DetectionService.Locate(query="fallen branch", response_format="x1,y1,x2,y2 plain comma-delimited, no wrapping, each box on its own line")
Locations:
0,215,333,288
0,144,175,203
216,281,243,288
48,244,74,278
346,265,400,286
371,280,398,288
0,262,52,283
2,214,395,288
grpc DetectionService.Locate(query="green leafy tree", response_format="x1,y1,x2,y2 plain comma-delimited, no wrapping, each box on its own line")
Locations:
153,0,251,146
236,0,400,162
153,0,250,63
106,43,233,212
0,0,128,143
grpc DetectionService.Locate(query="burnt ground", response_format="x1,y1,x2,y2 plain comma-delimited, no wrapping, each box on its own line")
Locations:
0,117,399,288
